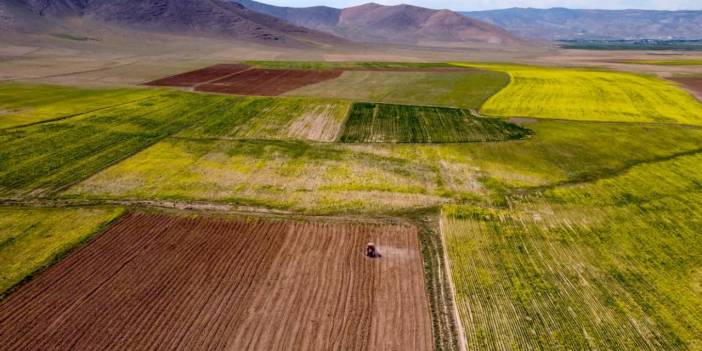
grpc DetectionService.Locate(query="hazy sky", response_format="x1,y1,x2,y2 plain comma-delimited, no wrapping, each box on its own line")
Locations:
258,0,702,11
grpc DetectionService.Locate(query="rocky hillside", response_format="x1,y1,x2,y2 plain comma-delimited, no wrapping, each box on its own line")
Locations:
236,0,520,45
1,0,346,47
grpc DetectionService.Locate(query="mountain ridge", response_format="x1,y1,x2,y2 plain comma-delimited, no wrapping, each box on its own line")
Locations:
461,7,702,40
235,0,521,46
0,0,347,47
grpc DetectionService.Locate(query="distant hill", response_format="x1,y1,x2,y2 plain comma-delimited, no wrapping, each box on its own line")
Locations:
0,0,346,47
462,8,702,40
236,0,521,46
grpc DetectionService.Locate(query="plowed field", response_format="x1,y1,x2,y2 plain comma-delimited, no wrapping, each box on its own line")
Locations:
196,69,343,96
670,76,702,100
144,64,251,87
0,213,432,351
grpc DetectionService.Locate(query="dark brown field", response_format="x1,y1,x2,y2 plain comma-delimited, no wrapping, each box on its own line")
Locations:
671,76,702,100
144,64,252,87
0,212,432,351
196,69,343,96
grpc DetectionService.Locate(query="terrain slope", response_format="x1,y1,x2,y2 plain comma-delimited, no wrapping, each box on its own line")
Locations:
3,0,346,47
236,0,520,45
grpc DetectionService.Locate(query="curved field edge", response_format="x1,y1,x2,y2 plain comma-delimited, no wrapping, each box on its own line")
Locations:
339,102,532,143
440,150,702,349
453,63,702,125
0,206,124,297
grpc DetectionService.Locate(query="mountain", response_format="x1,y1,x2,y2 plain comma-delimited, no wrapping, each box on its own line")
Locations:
235,0,520,46
462,8,702,40
1,0,346,47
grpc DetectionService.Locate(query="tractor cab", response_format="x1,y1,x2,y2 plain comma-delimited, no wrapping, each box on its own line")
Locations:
366,242,381,258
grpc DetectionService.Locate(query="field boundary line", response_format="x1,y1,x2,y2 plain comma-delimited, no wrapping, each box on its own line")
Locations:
438,215,467,351
0,198,419,225
333,101,354,143
0,207,126,300
524,146,702,194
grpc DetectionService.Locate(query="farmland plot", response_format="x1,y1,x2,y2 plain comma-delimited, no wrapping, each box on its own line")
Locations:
0,213,432,350
64,139,450,213
461,63,702,124
286,70,509,109
0,206,123,295
0,84,161,129
195,69,343,96
65,119,702,214
340,103,531,143
442,152,702,349
178,96,351,142
143,64,251,87
669,76,702,101
0,90,231,197
244,60,461,70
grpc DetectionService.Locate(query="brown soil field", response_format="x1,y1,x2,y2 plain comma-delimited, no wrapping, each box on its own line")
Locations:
670,77,702,100
144,64,251,87
196,69,343,96
0,212,432,351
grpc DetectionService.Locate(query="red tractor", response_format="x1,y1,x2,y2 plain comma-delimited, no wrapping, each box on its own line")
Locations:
366,242,382,258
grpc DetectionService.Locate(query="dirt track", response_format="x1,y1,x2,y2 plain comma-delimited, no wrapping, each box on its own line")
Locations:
196,69,342,96
0,212,432,350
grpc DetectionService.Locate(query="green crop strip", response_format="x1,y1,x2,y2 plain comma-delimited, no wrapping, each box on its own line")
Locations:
442,151,702,349
0,86,233,198
339,102,532,143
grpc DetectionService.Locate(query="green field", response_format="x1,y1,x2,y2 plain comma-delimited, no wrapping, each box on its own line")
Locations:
64,119,702,214
0,84,161,129
460,63,702,124
4,59,702,349
442,150,702,349
285,70,509,109
0,85,230,197
339,103,531,143
242,60,457,70
0,206,123,295
178,96,350,142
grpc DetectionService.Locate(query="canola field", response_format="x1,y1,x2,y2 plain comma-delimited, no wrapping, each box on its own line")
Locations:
0,206,123,295
459,63,702,124
442,151,702,350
